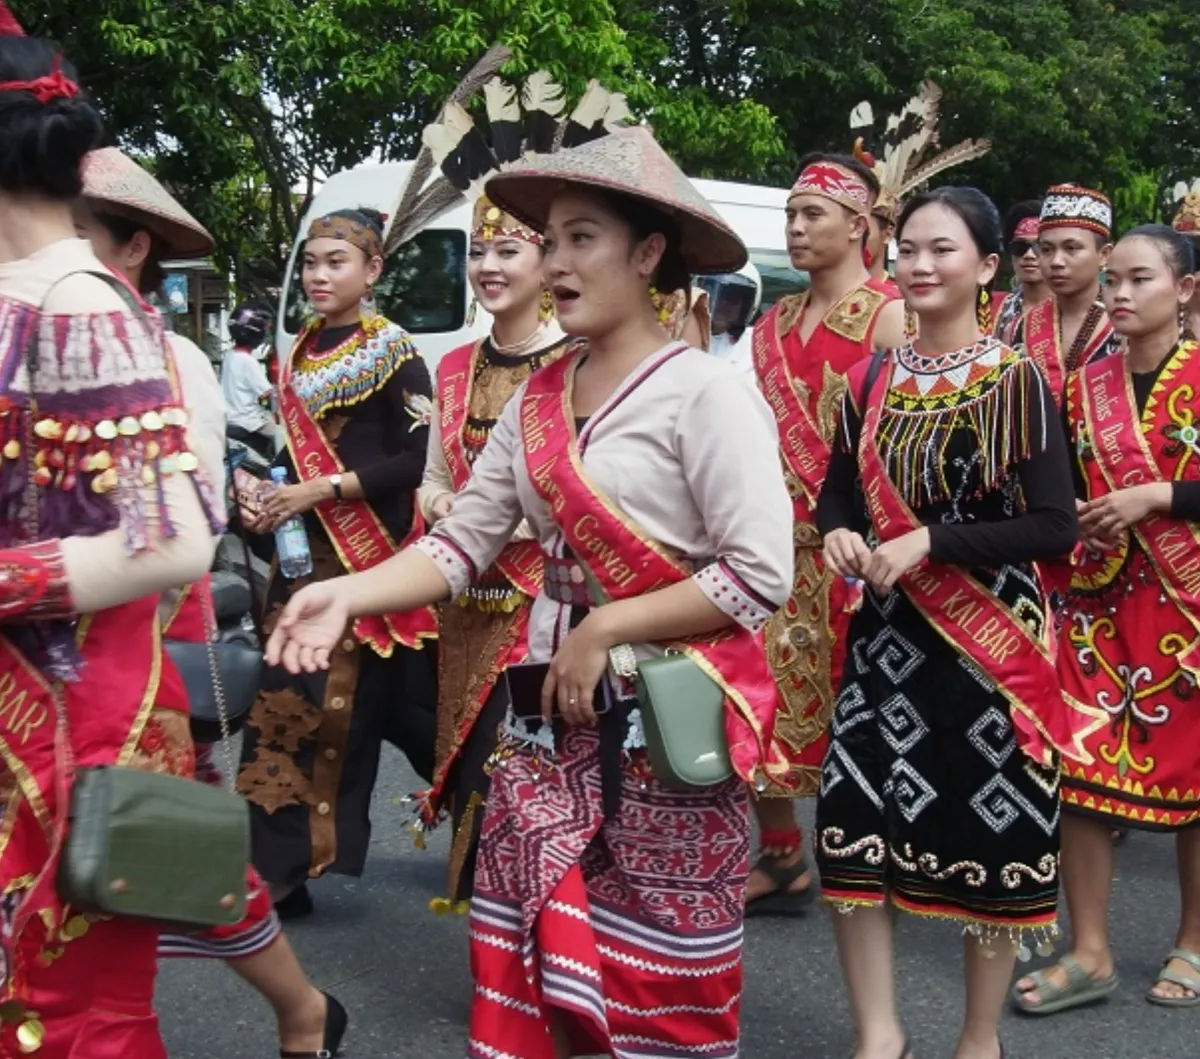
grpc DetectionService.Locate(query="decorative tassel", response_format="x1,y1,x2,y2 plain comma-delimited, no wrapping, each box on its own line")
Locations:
877,351,1035,509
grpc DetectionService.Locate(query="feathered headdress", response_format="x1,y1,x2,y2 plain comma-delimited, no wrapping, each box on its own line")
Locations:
421,67,630,244
381,45,513,255
1173,178,1200,237
850,81,991,223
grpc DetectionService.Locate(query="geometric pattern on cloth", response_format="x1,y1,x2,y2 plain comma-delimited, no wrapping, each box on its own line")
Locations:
967,707,1015,769
467,726,748,1058
970,774,1060,837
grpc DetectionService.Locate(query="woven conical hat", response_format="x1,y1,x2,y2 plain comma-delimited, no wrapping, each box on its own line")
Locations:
81,148,214,259
484,126,747,275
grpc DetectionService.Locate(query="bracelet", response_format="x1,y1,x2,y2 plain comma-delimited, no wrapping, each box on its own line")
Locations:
607,643,638,680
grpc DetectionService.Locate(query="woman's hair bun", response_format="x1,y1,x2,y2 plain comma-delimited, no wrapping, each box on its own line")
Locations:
0,38,102,202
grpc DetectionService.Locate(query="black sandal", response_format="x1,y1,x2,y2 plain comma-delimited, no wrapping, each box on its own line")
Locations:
745,851,816,917
280,993,348,1059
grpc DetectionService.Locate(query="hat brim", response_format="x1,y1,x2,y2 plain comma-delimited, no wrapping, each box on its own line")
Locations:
485,171,748,276
86,198,215,260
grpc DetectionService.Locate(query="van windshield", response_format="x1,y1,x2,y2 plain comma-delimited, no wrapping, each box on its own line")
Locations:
285,228,467,334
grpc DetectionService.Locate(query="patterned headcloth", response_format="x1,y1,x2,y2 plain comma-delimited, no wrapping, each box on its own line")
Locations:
789,161,872,217
1012,216,1041,242
472,194,542,245
1039,185,1113,240
305,211,383,257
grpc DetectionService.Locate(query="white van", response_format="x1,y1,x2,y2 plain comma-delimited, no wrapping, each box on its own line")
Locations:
275,161,806,370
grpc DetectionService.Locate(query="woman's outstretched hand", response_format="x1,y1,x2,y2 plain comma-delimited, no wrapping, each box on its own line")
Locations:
265,581,350,673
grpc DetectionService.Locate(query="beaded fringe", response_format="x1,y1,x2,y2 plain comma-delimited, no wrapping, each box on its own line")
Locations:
878,360,1038,509
827,895,1061,961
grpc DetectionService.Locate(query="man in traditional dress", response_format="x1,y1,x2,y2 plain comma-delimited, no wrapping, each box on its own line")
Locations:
1014,185,1119,397
747,153,906,913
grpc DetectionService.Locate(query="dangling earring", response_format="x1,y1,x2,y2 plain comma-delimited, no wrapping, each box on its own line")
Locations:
466,298,477,327
903,302,917,341
302,296,319,328
976,285,993,334
648,285,671,327
538,289,555,323
360,285,378,323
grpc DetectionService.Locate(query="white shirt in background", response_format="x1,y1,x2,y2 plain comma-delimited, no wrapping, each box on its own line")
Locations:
221,348,274,433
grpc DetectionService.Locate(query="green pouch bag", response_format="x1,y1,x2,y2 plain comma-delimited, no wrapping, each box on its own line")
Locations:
57,765,249,930
636,652,733,791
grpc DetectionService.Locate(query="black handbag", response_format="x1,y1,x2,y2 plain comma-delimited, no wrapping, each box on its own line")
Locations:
168,636,261,743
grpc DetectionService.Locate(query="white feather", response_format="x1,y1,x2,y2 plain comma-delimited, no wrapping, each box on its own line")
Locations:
484,77,520,124
420,102,476,164
1175,181,1189,202
850,101,874,129
521,70,565,116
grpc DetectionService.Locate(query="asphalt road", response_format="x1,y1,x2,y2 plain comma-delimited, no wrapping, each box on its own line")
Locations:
158,745,1195,1059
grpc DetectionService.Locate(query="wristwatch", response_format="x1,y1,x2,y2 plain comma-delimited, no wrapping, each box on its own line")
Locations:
329,474,343,501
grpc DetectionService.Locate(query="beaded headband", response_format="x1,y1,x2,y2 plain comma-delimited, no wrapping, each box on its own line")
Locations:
1040,185,1112,239
472,195,542,245
305,213,383,257
789,162,871,217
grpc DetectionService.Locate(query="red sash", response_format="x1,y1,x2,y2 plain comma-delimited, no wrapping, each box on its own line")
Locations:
852,356,1090,766
281,333,435,654
436,342,542,598
1075,345,1200,671
520,348,786,785
1,597,161,992
753,281,893,521
1024,298,1115,403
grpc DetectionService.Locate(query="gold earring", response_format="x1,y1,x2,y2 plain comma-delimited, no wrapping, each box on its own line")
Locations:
648,284,671,326
976,285,992,334
903,302,917,341
539,289,554,323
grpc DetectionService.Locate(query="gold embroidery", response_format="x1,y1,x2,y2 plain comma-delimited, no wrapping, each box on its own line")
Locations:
824,285,888,343
775,293,808,340
816,361,847,443
762,541,839,796
124,708,195,777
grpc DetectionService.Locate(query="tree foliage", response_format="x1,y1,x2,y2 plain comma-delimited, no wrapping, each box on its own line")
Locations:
14,0,1196,294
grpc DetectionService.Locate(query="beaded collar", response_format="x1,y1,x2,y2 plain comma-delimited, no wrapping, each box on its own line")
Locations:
288,314,420,420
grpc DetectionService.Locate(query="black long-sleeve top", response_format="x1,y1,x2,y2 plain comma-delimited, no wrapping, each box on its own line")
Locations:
1067,355,1200,520
277,322,432,542
816,355,1078,568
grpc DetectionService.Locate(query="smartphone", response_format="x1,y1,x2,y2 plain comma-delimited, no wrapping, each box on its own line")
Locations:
503,663,612,721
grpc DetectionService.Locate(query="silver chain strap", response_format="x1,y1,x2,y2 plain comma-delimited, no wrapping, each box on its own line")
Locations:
198,584,236,786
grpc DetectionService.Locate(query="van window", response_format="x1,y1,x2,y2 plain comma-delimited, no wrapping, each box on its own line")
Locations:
750,249,808,311
284,228,467,334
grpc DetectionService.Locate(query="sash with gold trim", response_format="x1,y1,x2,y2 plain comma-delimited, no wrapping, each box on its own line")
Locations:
1074,343,1200,672
851,354,1091,767
752,282,892,520
1023,298,1116,404
281,342,435,655
1,596,162,999
436,342,543,599
520,348,786,785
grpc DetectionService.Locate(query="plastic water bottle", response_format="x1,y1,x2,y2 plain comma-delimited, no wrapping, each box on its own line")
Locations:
269,467,313,579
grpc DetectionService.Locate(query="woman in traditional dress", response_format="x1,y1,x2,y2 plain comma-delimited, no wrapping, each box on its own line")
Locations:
74,146,347,1058
0,17,219,1057
1012,226,1200,1014
235,206,438,920
816,186,1079,1059
993,199,1048,346
417,193,568,909
264,125,793,1059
